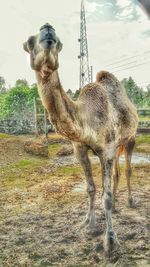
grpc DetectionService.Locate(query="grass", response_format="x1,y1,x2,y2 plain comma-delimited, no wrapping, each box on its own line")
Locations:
135,134,150,145
0,134,150,267
0,158,49,188
0,133,149,194
56,165,82,176
14,159,35,168
0,133,11,139
47,132,65,140
139,116,150,121
48,143,62,157
0,133,149,222
11,158,48,170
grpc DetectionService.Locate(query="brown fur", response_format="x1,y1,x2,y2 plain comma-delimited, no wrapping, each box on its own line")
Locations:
23,24,139,252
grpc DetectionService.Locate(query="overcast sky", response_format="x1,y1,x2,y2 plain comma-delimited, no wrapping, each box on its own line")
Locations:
0,0,150,91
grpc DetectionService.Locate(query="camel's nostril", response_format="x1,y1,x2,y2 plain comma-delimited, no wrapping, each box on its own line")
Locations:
46,40,53,46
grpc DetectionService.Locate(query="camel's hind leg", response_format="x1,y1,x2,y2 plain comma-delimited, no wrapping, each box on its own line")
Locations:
73,143,96,229
124,138,135,207
112,152,120,211
100,144,117,253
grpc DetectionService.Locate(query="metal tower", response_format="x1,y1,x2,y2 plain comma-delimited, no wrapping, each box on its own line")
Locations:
78,0,91,89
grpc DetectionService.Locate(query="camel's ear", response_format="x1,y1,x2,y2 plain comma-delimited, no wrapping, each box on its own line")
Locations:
23,42,29,53
57,39,63,52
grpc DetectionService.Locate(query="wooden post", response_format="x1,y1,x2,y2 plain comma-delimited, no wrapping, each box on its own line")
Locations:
34,97,38,136
44,108,48,138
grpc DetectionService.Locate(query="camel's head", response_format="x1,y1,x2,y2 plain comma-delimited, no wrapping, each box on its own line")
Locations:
23,23,63,78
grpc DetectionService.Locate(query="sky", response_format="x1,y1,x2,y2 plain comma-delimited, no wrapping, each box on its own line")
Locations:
0,0,150,91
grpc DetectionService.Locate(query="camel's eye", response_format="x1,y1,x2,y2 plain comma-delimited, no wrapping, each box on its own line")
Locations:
28,36,35,50
56,40,63,52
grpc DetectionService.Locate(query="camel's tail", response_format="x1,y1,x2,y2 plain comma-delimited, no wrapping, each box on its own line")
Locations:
117,145,125,156
96,70,118,84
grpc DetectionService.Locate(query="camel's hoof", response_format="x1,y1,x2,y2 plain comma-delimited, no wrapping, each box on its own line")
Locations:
104,231,118,255
80,216,96,232
79,218,89,229
128,197,135,208
86,227,101,237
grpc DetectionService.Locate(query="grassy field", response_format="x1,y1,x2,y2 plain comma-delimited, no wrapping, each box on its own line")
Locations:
135,134,150,153
139,116,150,121
0,133,150,267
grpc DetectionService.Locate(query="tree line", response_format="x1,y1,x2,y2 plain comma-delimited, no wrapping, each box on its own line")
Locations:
0,76,150,121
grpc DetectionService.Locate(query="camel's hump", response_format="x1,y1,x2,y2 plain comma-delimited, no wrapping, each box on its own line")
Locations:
96,70,118,84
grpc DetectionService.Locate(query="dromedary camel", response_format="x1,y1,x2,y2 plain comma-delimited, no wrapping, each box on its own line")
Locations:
23,23,138,252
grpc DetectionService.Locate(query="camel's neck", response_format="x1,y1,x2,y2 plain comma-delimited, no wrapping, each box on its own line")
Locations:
36,70,80,140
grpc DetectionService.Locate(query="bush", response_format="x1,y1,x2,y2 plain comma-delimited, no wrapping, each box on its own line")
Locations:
0,85,39,119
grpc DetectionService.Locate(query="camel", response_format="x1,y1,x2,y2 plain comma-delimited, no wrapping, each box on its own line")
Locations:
23,23,138,253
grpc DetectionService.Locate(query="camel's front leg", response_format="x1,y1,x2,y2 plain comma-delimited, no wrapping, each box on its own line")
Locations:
124,138,135,207
73,143,96,229
112,153,120,212
101,148,117,253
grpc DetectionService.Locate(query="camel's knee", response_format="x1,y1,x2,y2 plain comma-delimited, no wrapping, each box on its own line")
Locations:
113,172,120,191
125,167,132,178
87,183,95,192
73,144,88,161
87,184,96,202
125,138,135,153
75,151,85,164
104,191,113,210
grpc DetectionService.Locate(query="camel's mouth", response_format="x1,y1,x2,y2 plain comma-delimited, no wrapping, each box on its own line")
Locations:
39,23,57,50
39,37,57,50
40,37,56,45
40,69,52,79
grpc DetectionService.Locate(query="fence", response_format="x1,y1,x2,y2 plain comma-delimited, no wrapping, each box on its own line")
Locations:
137,109,150,134
34,98,54,136
0,97,150,135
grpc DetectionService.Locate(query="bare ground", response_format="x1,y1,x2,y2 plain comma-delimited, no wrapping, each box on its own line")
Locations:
0,134,150,267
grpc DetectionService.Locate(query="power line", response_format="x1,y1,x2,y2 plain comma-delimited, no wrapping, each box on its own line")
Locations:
113,61,150,73
138,80,150,84
110,60,137,70
103,50,150,68
109,57,150,71
104,55,140,67
138,81,150,86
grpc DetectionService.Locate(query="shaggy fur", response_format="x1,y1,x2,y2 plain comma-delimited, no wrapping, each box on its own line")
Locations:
23,23,138,253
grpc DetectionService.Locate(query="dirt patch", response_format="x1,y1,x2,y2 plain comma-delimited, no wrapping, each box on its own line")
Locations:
0,134,150,267
0,135,30,167
24,141,49,157
56,145,73,156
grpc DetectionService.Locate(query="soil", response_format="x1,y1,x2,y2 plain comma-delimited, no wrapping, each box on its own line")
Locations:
0,134,150,267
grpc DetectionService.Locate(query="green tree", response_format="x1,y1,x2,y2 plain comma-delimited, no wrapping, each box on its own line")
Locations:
66,89,74,99
145,85,150,107
0,76,6,94
15,79,28,87
73,89,81,100
121,77,145,107
0,83,38,119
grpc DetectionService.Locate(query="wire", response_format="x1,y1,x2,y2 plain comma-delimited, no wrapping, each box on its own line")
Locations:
112,61,150,72
103,50,150,68
110,60,137,70
138,81,150,86
109,57,150,71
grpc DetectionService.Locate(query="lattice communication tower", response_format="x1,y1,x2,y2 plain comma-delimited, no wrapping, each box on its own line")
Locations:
78,0,92,89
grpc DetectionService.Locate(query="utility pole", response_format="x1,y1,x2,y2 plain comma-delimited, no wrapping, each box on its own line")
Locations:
78,0,92,89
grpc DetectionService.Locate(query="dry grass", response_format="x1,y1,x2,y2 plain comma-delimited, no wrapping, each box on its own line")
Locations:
0,133,150,267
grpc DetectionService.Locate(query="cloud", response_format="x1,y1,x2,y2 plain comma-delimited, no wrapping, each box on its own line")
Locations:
86,0,145,22
0,0,149,90
140,29,150,38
